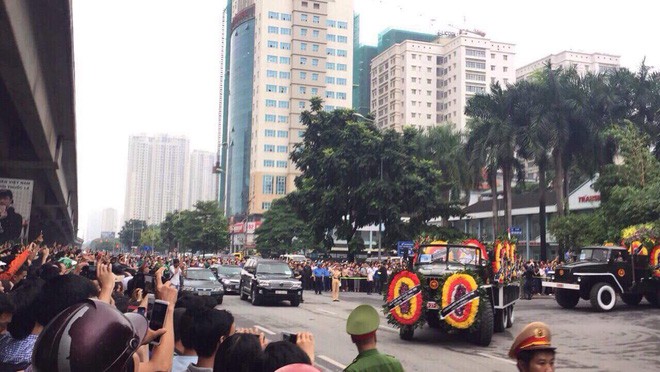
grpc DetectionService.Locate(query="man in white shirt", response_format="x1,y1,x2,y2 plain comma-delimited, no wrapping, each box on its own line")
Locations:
366,265,375,295
170,259,182,289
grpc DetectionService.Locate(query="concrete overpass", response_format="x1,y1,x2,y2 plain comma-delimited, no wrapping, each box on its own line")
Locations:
0,0,78,244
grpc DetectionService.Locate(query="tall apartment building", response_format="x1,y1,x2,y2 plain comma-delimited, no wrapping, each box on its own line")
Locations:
124,134,189,225
224,0,354,217
186,150,218,209
100,208,118,236
370,31,515,132
516,51,620,81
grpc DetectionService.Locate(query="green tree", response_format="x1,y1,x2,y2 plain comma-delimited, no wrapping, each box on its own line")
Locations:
188,201,230,256
118,219,147,248
549,212,608,252
254,197,313,258
140,226,163,251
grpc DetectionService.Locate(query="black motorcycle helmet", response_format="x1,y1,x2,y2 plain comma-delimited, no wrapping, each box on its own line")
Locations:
32,299,148,372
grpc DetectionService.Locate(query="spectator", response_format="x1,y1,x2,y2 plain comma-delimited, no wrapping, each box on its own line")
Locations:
508,321,556,372
170,258,182,289
0,292,13,333
365,265,375,295
345,304,403,372
213,332,265,372
312,264,324,295
178,307,235,372
0,278,44,369
262,332,315,372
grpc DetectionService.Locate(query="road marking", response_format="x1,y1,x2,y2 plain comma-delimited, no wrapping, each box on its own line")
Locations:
315,308,337,315
477,352,516,365
254,325,276,335
317,355,347,369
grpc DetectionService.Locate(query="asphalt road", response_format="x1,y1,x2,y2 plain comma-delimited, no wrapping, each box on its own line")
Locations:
219,290,659,372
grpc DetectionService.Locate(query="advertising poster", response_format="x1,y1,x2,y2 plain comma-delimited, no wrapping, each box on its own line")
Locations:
0,178,34,244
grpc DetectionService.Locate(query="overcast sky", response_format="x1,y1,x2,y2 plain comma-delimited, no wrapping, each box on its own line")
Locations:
73,0,659,239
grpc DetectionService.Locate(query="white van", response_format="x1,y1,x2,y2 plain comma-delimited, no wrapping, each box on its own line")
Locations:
280,254,307,262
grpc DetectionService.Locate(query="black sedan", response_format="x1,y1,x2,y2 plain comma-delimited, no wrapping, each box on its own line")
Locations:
180,268,225,304
215,265,242,294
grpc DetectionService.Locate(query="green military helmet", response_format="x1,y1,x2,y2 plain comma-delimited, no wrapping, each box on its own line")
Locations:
346,304,380,336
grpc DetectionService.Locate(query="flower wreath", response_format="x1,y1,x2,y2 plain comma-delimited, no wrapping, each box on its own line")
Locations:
382,269,425,329
421,270,486,333
650,245,660,278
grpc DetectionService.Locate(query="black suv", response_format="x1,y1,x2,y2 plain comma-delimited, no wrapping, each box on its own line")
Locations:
239,258,302,306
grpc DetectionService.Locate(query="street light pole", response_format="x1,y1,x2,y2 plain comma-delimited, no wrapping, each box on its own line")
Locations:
378,157,382,262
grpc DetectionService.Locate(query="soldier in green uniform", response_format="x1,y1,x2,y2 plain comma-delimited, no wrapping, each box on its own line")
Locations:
344,304,404,372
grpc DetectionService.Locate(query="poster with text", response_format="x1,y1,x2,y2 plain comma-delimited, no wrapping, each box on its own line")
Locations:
0,178,34,244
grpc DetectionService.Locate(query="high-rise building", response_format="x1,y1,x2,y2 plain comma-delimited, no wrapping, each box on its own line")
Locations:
516,51,620,81
85,210,101,241
186,150,218,209
124,134,189,225
100,208,118,236
223,0,354,217
370,30,515,132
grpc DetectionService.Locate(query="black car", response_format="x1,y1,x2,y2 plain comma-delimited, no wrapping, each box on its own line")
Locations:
180,268,225,304
215,265,242,294
239,258,302,306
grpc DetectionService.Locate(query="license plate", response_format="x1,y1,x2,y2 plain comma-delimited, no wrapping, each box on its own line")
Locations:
426,302,439,310
198,291,210,296
275,290,287,295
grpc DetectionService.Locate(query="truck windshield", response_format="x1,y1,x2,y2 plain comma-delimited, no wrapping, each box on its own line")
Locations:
417,246,479,266
576,248,610,262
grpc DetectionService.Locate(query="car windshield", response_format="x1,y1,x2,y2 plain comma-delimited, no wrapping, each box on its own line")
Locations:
417,246,480,266
257,263,292,275
576,248,611,262
186,269,216,281
217,266,242,276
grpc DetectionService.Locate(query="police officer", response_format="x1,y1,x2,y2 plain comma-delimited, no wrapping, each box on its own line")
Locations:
344,304,403,372
509,321,556,372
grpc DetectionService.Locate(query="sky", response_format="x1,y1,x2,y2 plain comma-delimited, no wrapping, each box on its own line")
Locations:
73,0,659,239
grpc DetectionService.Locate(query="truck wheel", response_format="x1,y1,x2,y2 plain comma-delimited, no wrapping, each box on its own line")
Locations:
494,309,507,333
555,289,580,309
620,293,643,306
251,288,262,306
506,305,514,328
469,298,493,346
399,325,414,340
290,298,300,307
590,282,616,311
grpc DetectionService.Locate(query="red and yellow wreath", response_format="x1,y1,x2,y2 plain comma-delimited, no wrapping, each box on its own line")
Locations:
441,273,480,329
385,270,423,326
651,245,660,277
492,241,506,274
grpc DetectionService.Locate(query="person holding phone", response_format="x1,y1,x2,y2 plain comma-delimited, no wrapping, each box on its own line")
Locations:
0,189,23,244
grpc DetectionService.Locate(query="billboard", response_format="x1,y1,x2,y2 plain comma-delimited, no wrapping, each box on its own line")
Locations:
0,178,34,244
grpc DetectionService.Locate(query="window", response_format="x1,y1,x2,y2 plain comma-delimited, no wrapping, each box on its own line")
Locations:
262,202,271,210
281,13,291,21
268,26,278,34
263,175,273,194
427,79,432,84
264,159,275,167
490,65,495,71
278,86,288,93
326,62,336,70
279,56,290,64
300,57,307,65
336,92,346,100
466,85,486,94
325,76,335,84
503,55,508,61
265,129,276,137
267,40,278,48
327,34,336,42
268,11,279,19
266,99,276,107
300,42,307,51
299,71,307,79
312,44,319,52
266,84,276,92
280,27,291,35
465,48,486,58
465,60,486,69
267,55,277,63
265,114,276,122
298,130,305,138
298,101,306,109
337,63,347,71
326,19,336,27
412,77,417,83
327,48,336,56
466,73,486,81
279,71,290,79
336,78,347,85
427,114,432,119
264,144,275,152
311,58,319,66
313,2,320,9
312,29,319,38
312,15,320,24
276,145,287,153
412,101,416,106
300,28,307,36
278,100,289,108
277,130,288,138
337,35,348,43
503,78,509,85
503,66,508,72
491,53,495,59
337,49,347,57
412,54,417,60
311,73,319,81
280,42,291,50
266,70,277,78
278,115,288,123
300,14,308,22
299,86,307,94
276,176,287,194
301,1,308,6
276,160,288,168
325,91,335,98
337,21,348,29
311,87,318,95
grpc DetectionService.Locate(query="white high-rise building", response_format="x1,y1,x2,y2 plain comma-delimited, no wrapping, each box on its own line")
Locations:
224,0,354,216
100,208,118,235
186,150,218,209
124,134,189,225
370,30,516,133
516,51,620,81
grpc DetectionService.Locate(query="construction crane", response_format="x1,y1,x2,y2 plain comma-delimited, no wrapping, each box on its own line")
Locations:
448,24,486,37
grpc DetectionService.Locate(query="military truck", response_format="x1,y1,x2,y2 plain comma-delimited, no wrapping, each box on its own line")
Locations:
542,246,660,311
390,242,519,346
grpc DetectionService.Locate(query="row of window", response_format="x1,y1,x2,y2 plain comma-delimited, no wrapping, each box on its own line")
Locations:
265,99,289,108
264,144,289,153
266,84,289,93
263,160,288,168
326,19,348,29
326,62,348,71
263,175,287,195
326,48,348,57
266,70,291,79
267,12,291,21
325,91,347,100
264,114,289,123
297,86,320,96
326,34,348,43
266,55,291,64
264,129,289,138
466,85,486,94
267,26,292,35
325,76,347,85
299,28,320,38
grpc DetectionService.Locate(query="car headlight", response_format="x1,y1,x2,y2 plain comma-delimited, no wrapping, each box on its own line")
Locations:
257,280,271,287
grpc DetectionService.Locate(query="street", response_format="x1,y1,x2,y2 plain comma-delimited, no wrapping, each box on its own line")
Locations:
220,290,660,372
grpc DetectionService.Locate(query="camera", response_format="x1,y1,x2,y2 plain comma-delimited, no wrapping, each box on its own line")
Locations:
282,332,297,344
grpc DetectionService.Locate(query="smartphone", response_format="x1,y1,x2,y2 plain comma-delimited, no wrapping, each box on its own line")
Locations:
146,294,155,320
137,307,146,316
282,332,297,344
148,300,169,345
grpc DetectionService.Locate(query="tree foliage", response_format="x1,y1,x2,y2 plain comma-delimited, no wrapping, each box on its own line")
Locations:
140,226,163,251
118,219,147,248
549,212,608,251
254,197,314,258
158,201,229,254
